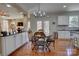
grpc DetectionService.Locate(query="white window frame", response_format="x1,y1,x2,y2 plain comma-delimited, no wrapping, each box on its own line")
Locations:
37,21,42,31
44,21,49,36
27,21,31,31
69,16,79,27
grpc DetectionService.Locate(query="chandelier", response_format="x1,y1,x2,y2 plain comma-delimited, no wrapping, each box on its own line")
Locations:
32,4,46,17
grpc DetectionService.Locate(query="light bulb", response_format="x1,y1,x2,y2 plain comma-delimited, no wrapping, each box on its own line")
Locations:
63,5,67,8
43,11,46,16
38,11,41,14
6,4,11,7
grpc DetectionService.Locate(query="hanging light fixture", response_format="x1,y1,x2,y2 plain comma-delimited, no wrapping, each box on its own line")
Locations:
32,3,46,17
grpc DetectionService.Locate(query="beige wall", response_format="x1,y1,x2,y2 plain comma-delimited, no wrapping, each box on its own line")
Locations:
15,16,28,31
0,15,28,32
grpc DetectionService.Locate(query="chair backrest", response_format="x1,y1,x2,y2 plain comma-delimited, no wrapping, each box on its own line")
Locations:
34,31,46,37
36,37,47,46
38,38,45,41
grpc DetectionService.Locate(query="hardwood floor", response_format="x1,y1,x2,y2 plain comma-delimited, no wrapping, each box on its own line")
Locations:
10,39,79,56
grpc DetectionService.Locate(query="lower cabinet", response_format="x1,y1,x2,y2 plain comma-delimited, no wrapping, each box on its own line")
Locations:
15,33,22,49
58,31,70,39
22,32,26,44
1,37,6,56
25,32,29,42
22,32,29,44
5,36,15,55
0,32,29,56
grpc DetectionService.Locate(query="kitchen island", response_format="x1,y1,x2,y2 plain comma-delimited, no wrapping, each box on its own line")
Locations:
58,30,79,48
70,31,79,48
58,30,70,39
58,29,79,40
0,31,29,56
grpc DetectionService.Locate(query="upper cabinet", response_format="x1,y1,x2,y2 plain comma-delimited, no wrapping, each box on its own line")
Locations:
58,16,69,25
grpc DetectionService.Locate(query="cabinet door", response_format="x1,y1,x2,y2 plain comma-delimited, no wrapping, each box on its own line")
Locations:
15,34,22,49
58,31,64,39
5,36,15,55
25,32,29,42
58,16,69,25
22,32,29,44
22,32,26,44
58,31,70,39
64,31,70,39
1,37,6,56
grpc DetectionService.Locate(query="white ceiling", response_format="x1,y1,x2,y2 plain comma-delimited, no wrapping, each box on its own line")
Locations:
1,3,79,16
17,3,79,14
0,3,23,19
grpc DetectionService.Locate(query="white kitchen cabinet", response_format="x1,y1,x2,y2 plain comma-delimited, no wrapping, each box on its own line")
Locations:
22,32,29,44
58,31,70,39
15,33,22,49
74,33,79,39
22,32,26,44
70,33,79,39
25,32,29,42
58,16,69,25
0,32,29,56
1,37,6,56
5,36,15,55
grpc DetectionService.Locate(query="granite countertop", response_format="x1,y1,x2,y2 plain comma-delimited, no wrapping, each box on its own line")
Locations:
70,31,79,34
0,31,26,37
58,30,79,31
58,30,79,34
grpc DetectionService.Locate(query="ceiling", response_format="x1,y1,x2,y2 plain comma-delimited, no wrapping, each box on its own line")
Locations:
17,3,79,14
0,3,24,19
1,3,79,18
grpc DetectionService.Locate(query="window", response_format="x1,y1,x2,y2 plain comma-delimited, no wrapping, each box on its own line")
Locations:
44,21,49,36
37,21,50,36
69,16,79,27
37,21,42,31
27,21,31,31
2,20,9,32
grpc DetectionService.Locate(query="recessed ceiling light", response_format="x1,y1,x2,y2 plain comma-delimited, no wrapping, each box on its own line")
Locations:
63,5,67,8
6,4,11,7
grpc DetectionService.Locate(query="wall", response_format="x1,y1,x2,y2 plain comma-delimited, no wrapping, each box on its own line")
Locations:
15,16,28,31
0,15,28,33
30,11,79,35
57,11,79,31
30,15,58,35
